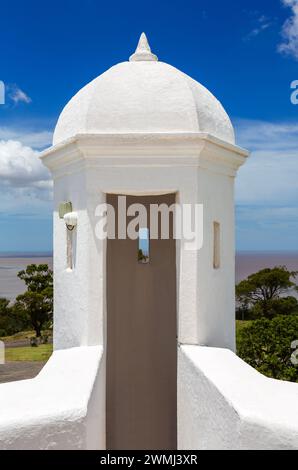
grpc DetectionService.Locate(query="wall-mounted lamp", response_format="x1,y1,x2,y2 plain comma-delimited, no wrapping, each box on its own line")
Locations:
64,212,78,231
64,212,78,270
59,201,72,219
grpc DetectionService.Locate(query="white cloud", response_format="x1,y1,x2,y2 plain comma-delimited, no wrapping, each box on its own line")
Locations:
8,85,32,105
244,14,273,41
235,119,298,250
0,139,52,217
237,205,298,228
235,119,298,206
278,0,298,60
0,121,53,217
0,127,52,149
0,140,50,188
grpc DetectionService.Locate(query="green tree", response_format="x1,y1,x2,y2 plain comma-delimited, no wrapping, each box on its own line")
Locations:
14,264,53,337
252,296,298,318
0,298,11,336
237,316,298,382
17,264,53,293
236,266,298,319
0,298,26,337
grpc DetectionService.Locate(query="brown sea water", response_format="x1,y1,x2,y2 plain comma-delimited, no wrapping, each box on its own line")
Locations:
0,255,53,301
236,252,298,283
0,252,298,301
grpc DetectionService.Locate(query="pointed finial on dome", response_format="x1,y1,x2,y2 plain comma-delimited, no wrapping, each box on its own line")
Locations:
129,33,158,62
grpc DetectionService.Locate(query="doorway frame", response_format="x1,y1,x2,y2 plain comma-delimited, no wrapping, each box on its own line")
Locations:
105,192,179,449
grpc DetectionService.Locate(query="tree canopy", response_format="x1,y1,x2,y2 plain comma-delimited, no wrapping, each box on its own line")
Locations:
237,316,298,382
236,266,298,319
18,264,53,293
15,264,53,337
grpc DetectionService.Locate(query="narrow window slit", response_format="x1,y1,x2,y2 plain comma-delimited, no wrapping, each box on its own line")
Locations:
213,221,220,269
138,227,150,264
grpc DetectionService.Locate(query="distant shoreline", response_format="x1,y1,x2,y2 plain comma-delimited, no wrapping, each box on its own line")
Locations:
236,250,298,254
0,250,297,259
0,251,298,300
0,252,53,259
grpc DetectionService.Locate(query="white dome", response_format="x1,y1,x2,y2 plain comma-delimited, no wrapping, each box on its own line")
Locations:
53,34,235,146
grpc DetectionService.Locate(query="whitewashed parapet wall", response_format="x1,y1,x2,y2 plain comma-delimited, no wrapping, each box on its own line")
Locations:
179,346,298,450
0,346,105,449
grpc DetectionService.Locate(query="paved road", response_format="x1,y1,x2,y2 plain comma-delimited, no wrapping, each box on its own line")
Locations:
3,338,53,349
0,362,45,384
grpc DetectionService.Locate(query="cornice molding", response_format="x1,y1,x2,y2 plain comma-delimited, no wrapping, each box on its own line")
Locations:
40,133,249,176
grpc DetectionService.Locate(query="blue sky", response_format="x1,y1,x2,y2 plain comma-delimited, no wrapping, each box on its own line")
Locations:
0,0,297,252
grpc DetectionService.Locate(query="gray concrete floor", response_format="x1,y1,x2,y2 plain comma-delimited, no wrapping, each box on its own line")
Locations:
0,362,45,383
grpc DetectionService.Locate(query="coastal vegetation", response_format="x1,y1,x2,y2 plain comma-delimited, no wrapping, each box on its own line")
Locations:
237,316,298,382
0,264,298,383
0,264,53,339
236,266,298,382
236,266,298,320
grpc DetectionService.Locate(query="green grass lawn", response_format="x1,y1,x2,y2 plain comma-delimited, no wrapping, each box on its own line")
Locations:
1,323,247,363
0,330,53,362
5,344,53,362
1,330,36,342
0,330,52,343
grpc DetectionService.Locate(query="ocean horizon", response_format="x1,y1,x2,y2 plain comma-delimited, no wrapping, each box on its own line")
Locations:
0,252,53,258
0,250,298,301
1,249,297,257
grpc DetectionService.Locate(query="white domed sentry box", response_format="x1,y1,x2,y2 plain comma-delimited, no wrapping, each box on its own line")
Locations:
2,34,298,451
41,33,248,450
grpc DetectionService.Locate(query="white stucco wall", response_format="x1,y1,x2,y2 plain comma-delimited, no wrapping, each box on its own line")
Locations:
40,133,247,448
53,169,105,350
196,166,236,350
45,133,246,353
178,346,298,450
0,346,105,450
